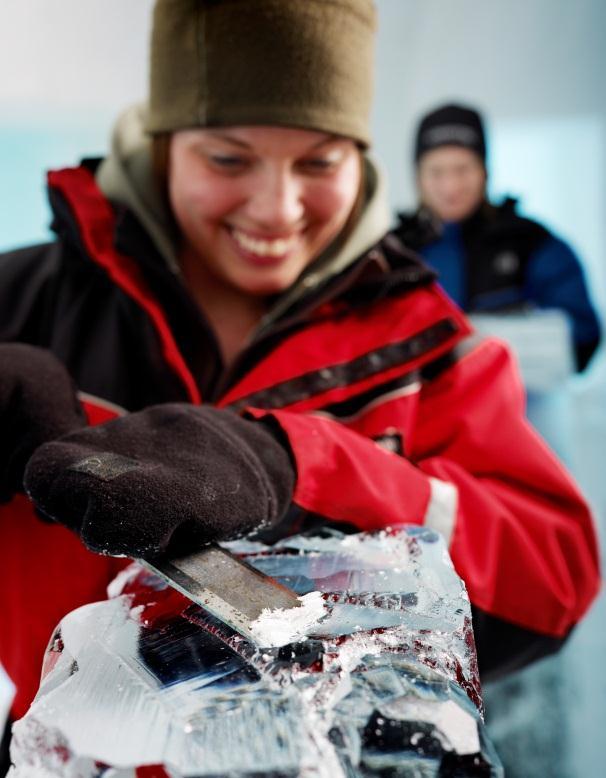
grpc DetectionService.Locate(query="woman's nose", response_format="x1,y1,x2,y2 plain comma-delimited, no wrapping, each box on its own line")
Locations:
245,165,304,230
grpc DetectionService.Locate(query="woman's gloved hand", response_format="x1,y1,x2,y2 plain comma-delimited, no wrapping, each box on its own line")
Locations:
24,404,296,558
0,343,86,503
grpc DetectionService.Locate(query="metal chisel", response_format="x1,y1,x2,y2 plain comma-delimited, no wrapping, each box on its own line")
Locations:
140,543,303,644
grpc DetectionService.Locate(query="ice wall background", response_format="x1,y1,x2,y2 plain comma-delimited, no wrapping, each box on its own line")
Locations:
0,0,604,775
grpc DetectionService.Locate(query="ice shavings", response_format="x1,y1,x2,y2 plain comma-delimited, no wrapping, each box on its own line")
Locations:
249,590,327,647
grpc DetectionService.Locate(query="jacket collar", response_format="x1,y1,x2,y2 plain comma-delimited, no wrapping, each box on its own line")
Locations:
48,164,443,404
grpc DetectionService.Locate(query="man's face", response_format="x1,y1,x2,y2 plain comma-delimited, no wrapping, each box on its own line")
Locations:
417,146,487,223
167,125,362,297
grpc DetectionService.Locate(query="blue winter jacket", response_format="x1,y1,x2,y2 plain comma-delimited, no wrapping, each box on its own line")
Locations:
396,199,601,371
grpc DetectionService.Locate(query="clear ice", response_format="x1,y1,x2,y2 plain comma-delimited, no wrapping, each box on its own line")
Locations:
8,526,503,776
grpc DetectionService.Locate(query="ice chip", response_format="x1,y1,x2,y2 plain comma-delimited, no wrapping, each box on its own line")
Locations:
250,590,327,647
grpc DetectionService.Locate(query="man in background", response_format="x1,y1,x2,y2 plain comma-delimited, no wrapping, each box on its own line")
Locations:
396,103,601,371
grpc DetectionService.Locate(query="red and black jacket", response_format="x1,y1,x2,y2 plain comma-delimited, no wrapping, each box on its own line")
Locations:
0,162,600,718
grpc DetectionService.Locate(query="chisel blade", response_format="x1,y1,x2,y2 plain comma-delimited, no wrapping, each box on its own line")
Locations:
140,543,302,644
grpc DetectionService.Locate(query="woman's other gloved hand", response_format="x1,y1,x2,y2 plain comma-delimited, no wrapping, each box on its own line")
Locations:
0,343,86,503
24,404,296,558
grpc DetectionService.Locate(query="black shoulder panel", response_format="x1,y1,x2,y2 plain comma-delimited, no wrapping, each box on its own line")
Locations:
463,202,552,308
0,239,189,410
394,208,442,250
0,242,63,345
472,604,568,682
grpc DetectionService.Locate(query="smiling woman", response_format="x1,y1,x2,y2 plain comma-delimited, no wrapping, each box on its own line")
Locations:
168,127,362,363
167,126,363,363
0,0,600,766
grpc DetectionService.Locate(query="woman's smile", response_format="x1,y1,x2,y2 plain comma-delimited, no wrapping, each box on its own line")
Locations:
228,226,301,265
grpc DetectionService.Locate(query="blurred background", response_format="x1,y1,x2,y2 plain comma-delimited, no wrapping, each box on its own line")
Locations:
0,1,604,774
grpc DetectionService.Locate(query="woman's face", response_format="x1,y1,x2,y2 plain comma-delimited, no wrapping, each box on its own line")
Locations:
168,126,362,296
417,145,487,223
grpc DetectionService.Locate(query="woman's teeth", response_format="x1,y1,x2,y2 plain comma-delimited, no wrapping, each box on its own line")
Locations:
232,229,296,257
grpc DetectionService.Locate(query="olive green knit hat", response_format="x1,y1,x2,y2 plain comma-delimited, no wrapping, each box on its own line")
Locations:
146,0,376,146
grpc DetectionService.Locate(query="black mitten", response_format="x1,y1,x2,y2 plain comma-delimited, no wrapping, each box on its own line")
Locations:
24,404,295,558
0,343,85,503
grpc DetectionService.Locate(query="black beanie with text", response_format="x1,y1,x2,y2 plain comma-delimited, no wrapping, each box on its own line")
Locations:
414,103,486,164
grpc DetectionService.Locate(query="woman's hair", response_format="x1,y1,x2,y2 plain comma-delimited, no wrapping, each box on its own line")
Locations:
340,151,367,247
151,132,172,206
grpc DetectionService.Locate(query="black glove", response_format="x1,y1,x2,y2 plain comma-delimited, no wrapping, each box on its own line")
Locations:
0,343,85,503
24,404,296,558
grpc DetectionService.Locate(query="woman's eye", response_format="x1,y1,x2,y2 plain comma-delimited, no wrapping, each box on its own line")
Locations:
298,157,338,174
208,154,248,171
